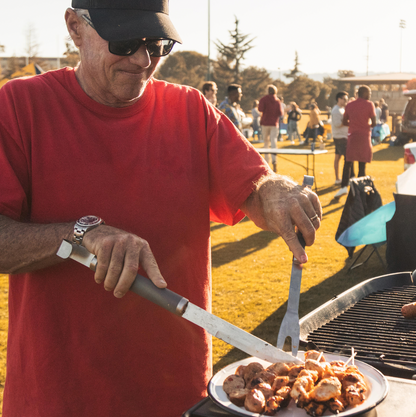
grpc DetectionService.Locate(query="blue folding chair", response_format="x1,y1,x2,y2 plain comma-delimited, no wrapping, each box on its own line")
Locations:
337,201,396,270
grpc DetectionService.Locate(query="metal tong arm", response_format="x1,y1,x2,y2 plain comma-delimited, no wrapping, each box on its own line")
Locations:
57,240,189,316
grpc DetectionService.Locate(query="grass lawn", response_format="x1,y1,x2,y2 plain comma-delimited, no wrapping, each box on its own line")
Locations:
0,131,406,412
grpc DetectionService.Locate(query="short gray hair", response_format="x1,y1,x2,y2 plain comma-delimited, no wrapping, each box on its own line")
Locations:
74,8,91,20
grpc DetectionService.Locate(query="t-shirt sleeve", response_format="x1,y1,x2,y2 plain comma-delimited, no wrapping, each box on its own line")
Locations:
207,109,271,225
0,83,31,220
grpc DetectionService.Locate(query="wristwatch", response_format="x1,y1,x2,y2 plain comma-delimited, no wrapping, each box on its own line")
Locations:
73,215,105,246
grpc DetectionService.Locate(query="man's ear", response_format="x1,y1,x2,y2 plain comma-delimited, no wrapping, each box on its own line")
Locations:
65,8,83,48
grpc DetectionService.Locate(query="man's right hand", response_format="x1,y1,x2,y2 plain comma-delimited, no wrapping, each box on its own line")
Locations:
82,225,167,298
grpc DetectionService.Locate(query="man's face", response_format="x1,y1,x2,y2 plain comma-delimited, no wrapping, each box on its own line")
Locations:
76,16,161,107
205,85,217,101
230,88,243,104
338,95,348,107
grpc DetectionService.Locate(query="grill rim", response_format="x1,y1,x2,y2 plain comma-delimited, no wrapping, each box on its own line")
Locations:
299,271,416,378
299,271,414,340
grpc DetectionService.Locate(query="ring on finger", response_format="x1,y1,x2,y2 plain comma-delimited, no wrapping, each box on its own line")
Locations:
310,214,319,222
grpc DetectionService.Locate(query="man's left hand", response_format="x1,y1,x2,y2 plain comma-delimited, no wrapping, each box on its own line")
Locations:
240,174,322,263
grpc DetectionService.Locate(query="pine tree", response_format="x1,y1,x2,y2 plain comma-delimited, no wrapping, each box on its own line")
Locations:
284,51,301,80
214,17,255,84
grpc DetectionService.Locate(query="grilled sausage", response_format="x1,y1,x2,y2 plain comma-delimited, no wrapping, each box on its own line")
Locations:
243,362,264,385
222,374,245,394
244,389,266,413
266,362,291,376
229,388,249,407
272,375,290,391
402,302,416,318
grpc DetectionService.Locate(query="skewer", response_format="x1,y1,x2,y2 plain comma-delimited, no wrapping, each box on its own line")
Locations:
317,351,324,362
343,347,357,367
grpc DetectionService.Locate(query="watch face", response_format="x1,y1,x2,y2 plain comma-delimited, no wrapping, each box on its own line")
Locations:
78,215,101,227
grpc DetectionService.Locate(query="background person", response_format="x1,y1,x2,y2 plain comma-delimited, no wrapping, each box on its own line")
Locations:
277,96,286,141
202,81,218,106
374,101,381,124
287,101,302,144
337,85,376,197
331,91,354,186
301,103,321,150
379,98,389,124
258,84,283,170
251,99,261,141
218,84,244,131
0,2,322,416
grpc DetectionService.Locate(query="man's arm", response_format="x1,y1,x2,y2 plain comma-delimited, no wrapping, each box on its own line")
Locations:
0,214,166,297
370,115,376,128
342,111,349,126
240,174,322,263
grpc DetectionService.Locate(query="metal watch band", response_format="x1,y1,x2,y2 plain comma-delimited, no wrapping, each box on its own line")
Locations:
73,216,104,246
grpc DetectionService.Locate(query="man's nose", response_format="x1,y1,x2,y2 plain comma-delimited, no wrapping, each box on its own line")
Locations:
128,44,151,68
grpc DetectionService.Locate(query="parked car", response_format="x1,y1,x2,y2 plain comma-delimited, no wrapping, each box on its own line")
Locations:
404,142,416,170
397,89,416,145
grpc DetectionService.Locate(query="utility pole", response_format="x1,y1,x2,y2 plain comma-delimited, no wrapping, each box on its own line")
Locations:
399,20,406,73
207,0,211,81
366,37,370,76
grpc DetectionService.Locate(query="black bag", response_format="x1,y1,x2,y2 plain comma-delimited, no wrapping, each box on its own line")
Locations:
335,176,382,257
386,193,416,272
318,124,324,136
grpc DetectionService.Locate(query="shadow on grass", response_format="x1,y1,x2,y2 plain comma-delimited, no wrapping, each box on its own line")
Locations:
213,245,387,373
210,217,250,232
373,145,403,162
212,229,279,268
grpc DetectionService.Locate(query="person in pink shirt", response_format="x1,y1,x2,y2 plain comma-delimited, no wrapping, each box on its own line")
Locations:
335,85,376,197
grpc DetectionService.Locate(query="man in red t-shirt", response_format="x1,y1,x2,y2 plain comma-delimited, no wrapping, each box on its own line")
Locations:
336,85,376,197
0,2,322,416
258,85,283,170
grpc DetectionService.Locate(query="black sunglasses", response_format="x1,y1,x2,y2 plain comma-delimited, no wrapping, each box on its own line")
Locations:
81,14,176,57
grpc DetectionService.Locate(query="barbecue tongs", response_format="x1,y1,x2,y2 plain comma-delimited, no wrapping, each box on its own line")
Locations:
277,175,314,357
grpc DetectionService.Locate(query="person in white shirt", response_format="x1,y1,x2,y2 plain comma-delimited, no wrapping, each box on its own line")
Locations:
332,91,354,195
374,101,382,124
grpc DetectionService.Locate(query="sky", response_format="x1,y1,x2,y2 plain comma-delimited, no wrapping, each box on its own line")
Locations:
0,0,415,79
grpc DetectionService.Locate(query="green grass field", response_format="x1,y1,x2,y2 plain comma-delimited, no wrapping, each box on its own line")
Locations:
0,127,405,412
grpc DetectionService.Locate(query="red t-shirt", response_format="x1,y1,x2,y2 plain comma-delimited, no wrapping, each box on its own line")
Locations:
0,68,270,417
344,98,376,163
258,94,283,126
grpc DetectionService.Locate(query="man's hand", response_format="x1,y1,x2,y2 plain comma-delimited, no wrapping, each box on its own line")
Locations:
82,226,166,298
240,174,322,263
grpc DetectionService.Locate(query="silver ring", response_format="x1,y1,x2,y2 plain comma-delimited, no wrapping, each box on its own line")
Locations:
310,214,319,222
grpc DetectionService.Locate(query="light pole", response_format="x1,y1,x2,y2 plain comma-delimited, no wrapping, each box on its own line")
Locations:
207,0,211,80
399,19,406,73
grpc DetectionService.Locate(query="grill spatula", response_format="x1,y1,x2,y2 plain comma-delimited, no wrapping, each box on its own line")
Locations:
276,175,314,357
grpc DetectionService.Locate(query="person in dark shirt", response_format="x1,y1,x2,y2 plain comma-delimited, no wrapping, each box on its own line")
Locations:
287,101,302,144
379,98,389,123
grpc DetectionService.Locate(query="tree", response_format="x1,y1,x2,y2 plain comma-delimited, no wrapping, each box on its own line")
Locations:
0,44,4,53
154,50,208,90
61,41,81,68
284,51,302,81
337,70,355,78
214,17,255,84
284,75,323,109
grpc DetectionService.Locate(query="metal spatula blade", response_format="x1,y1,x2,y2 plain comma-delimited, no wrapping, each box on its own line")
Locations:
276,175,314,357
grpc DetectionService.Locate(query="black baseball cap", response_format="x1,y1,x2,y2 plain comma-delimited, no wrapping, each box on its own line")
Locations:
71,0,182,43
